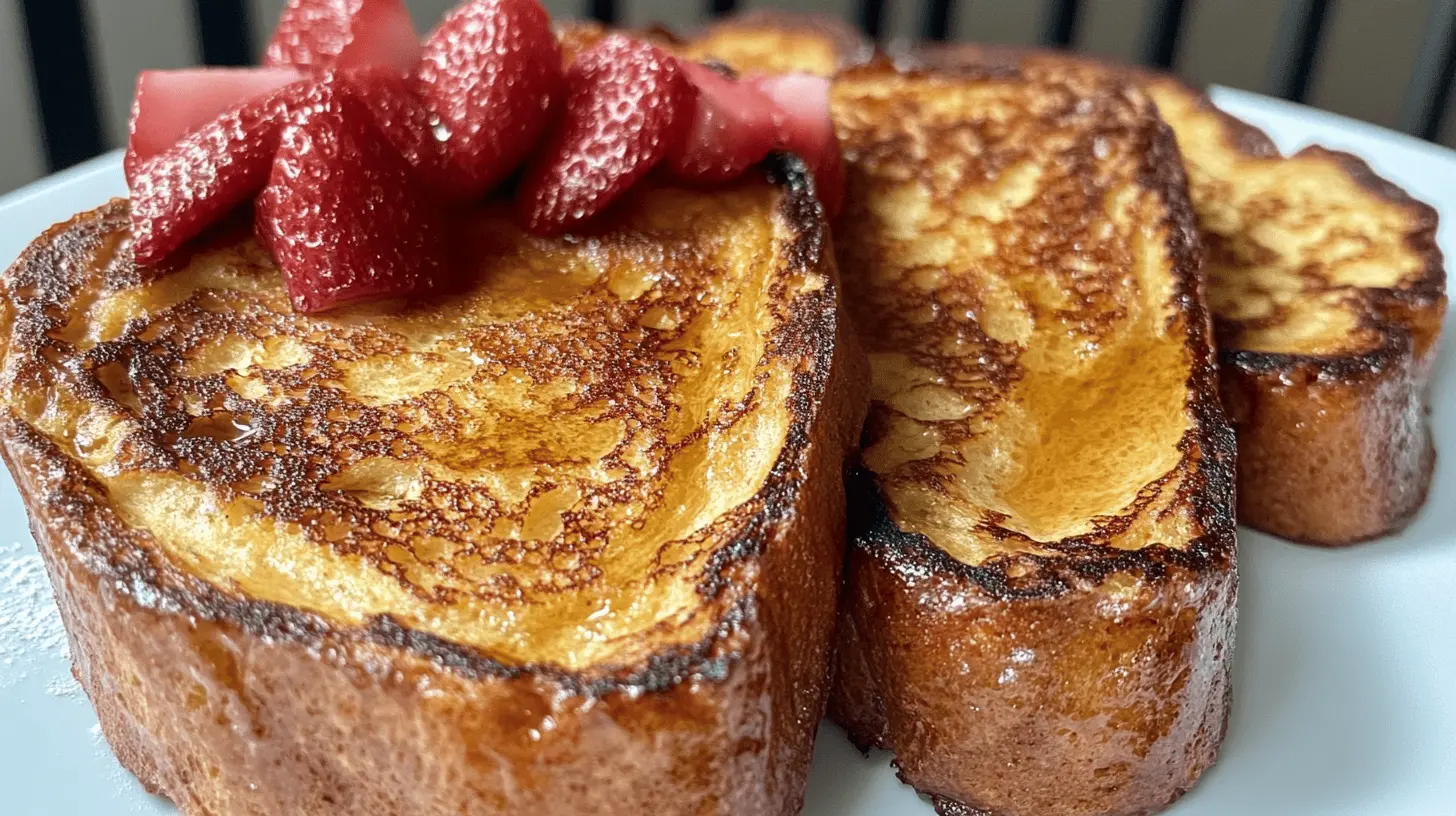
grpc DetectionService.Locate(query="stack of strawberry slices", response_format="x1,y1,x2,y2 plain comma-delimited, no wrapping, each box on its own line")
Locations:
127,0,842,313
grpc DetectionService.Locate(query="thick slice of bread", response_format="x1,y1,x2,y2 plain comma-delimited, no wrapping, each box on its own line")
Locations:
919,45,1447,546
1146,74,1445,545
822,61,1237,816
0,160,867,815
686,19,1238,816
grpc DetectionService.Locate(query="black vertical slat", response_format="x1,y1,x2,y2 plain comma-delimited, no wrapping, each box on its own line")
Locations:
1143,0,1189,69
1044,0,1082,48
192,0,255,66
925,0,953,41
709,0,737,17
1420,17,1456,140
590,0,616,24
18,0,104,171
1277,0,1331,102
860,0,886,41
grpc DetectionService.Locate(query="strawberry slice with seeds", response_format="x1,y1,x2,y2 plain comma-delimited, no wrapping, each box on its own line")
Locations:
752,73,844,217
666,61,780,184
129,85,303,265
518,35,694,235
256,78,451,313
414,0,564,200
125,67,304,176
336,65,463,197
265,0,421,72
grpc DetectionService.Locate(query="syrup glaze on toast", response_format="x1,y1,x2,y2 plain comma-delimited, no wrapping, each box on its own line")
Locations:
920,44,1447,545
1145,73,1444,545
683,21,1237,815
837,68,1221,569
827,62,1236,816
0,159,868,814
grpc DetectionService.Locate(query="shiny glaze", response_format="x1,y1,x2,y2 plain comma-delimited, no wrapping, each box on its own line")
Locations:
924,44,1447,545
680,17,1239,814
0,158,870,814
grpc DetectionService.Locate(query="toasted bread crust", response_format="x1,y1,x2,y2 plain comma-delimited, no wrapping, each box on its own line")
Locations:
917,45,1447,545
676,19,1239,815
0,160,869,815
821,62,1237,816
1214,142,1443,544
834,486,1236,816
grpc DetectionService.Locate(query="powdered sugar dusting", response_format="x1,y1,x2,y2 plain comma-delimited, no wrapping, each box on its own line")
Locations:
46,672,84,699
0,540,70,690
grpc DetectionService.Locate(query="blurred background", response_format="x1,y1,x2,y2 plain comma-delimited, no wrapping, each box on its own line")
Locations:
3,0,1455,196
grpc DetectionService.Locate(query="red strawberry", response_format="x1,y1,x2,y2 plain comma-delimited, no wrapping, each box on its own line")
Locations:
129,84,304,265
518,35,694,235
666,61,780,184
752,74,843,217
256,78,451,313
414,0,564,199
333,65,464,197
265,0,421,72
125,67,304,176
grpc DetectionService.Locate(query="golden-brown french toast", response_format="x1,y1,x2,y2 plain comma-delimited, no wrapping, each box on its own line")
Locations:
0,159,868,815
918,44,1447,546
686,20,1238,816
825,61,1236,816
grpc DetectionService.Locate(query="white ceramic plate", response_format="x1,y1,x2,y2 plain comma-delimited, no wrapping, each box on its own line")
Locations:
1,89,1453,816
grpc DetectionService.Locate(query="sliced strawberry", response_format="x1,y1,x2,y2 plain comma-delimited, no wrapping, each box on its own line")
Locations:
518,35,694,235
751,74,843,217
256,79,451,313
666,61,780,184
264,0,421,72
414,0,564,199
125,67,304,176
129,85,303,265
332,65,464,197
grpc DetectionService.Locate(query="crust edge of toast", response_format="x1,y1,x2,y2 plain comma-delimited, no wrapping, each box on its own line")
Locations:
0,156,871,814
822,58,1237,816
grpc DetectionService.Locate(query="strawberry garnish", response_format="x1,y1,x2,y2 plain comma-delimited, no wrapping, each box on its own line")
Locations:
337,65,462,197
667,61,780,185
752,74,844,217
129,85,303,265
265,0,421,72
256,78,451,313
518,34,694,235
126,67,304,176
414,0,563,200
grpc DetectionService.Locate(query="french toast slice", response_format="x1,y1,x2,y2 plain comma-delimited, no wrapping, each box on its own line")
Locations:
692,11,1446,545
0,159,868,815
687,22,1238,812
917,45,1447,546
823,61,1237,816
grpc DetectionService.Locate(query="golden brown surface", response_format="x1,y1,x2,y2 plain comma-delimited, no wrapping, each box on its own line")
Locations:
681,11,869,77
821,61,1236,816
685,18,1238,816
0,161,869,814
694,10,1446,545
920,44,1447,545
1145,75,1444,545
837,72,1205,566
